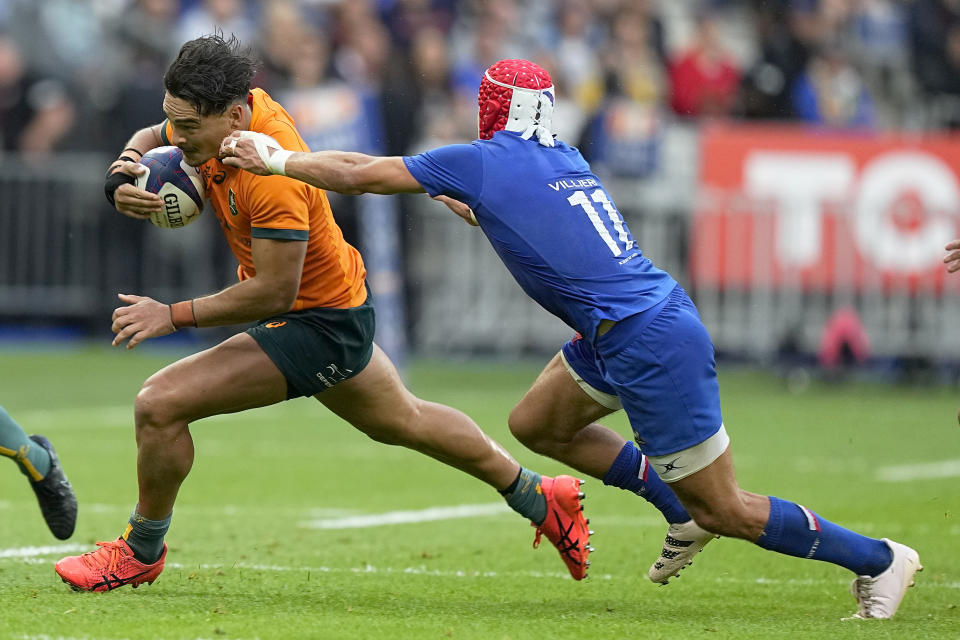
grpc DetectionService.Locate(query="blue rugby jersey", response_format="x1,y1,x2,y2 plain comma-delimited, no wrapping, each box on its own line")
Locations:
403,130,676,343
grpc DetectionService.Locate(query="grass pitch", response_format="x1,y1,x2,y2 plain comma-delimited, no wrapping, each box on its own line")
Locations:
0,345,957,639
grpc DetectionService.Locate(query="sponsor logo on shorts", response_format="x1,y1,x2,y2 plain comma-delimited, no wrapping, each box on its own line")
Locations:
657,457,685,473
315,363,353,388
265,321,286,328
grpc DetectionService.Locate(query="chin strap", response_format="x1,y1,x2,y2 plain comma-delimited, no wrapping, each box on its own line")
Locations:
519,92,555,148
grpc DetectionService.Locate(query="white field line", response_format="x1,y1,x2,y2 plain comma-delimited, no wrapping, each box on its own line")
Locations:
299,502,511,529
0,543,88,558
9,404,316,430
5,546,959,590
10,406,132,430
17,636,261,640
876,459,960,482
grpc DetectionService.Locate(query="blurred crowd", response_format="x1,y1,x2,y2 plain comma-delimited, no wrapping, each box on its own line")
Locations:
2,0,960,168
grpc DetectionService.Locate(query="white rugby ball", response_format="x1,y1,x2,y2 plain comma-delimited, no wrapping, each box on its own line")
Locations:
136,146,205,228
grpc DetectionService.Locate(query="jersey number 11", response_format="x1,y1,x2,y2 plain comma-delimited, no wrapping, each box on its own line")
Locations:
567,189,635,257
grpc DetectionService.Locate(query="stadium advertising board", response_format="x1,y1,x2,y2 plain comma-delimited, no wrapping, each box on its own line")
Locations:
692,125,960,291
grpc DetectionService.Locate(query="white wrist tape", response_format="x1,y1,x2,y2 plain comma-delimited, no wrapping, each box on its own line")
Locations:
237,131,294,176
267,149,293,176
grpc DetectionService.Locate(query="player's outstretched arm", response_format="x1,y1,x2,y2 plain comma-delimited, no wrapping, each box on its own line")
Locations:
105,124,166,220
432,195,479,226
945,239,960,273
220,131,425,196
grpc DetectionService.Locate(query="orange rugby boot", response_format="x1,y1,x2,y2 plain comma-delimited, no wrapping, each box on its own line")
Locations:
532,475,593,580
55,538,166,592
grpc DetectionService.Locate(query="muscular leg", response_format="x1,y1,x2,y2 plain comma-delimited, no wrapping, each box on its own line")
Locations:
670,446,895,577
317,344,520,490
667,447,769,540
509,353,622,477
509,353,691,526
319,343,591,579
134,332,287,519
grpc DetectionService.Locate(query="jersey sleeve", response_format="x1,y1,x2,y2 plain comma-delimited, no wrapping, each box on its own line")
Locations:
159,120,172,146
402,143,483,206
244,175,311,241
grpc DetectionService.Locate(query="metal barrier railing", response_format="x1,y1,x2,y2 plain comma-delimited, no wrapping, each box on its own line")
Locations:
2,150,958,363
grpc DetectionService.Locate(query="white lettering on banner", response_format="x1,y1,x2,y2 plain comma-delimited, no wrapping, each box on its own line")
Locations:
744,152,855,267
854,151,959,271
744,150,960,272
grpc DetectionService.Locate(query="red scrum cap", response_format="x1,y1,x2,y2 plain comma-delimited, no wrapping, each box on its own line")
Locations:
478,59,555,147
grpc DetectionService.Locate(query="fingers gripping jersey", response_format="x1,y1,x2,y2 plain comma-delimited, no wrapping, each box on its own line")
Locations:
162,89,366,310
403,131,676,343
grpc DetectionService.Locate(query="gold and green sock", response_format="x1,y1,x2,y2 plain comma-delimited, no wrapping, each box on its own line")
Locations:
500,467,547,525
0,406,50,481
123,508,171,564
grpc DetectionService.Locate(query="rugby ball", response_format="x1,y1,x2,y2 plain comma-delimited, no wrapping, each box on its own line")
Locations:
136,146,205,228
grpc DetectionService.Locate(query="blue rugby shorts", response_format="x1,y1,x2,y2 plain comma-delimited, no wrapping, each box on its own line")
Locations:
561,285,723,458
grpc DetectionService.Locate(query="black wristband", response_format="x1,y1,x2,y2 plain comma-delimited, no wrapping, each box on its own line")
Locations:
104,170,136,207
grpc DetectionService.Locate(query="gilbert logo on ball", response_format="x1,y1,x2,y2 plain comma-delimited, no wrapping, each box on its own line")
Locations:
136,146,205,228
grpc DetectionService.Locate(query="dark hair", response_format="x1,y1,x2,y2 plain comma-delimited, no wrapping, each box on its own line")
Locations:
164,33,260,116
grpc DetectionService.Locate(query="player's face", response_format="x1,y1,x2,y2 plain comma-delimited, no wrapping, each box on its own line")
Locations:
162,92,241,166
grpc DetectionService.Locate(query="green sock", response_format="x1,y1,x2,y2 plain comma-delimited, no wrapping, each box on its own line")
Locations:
501,467,547,525
0,406,50,480
123,508,171,564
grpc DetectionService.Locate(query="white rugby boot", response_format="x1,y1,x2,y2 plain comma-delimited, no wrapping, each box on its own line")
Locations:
844,538,922,620
648,519,718,584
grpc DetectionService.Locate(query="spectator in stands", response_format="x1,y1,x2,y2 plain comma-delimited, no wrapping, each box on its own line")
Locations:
382,26,469,153
381,0,455,50
0,34,74,155
579,6,666,177
110,0,182,149
449,0,525,99
668,7,741,118
908,0,960,97
549,0,604,116
740,1,808,119
253,0,315,94
178,0,256,45
331,0,391,92
790,41,876,128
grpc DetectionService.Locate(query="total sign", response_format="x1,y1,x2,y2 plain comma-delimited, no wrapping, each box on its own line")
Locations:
691,125,960,289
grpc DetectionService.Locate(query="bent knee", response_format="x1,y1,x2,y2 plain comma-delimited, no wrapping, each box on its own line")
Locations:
507,406,547,449
134,375,187,431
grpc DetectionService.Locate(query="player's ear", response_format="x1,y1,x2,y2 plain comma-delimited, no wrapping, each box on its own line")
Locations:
227,101,245,129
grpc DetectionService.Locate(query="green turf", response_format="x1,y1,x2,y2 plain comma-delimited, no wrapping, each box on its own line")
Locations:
0,347,957,639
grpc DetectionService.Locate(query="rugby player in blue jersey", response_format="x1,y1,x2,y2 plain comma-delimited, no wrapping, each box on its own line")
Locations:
222,59,921,618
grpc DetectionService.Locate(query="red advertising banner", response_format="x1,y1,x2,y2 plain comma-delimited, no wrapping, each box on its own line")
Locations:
691,124,960,291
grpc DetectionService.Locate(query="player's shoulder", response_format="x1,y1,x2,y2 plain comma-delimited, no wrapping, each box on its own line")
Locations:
249,88,308,152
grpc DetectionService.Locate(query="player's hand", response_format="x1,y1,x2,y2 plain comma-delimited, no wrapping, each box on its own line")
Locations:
945,239,960,273
111,161,161,221
111,293,175,349
220,131,285,175
432,195,479,226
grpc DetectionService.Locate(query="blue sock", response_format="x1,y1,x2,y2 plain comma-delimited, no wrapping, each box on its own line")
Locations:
123,508,171,564
602,442,690,524
0,406,51,479
757,497,892,577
